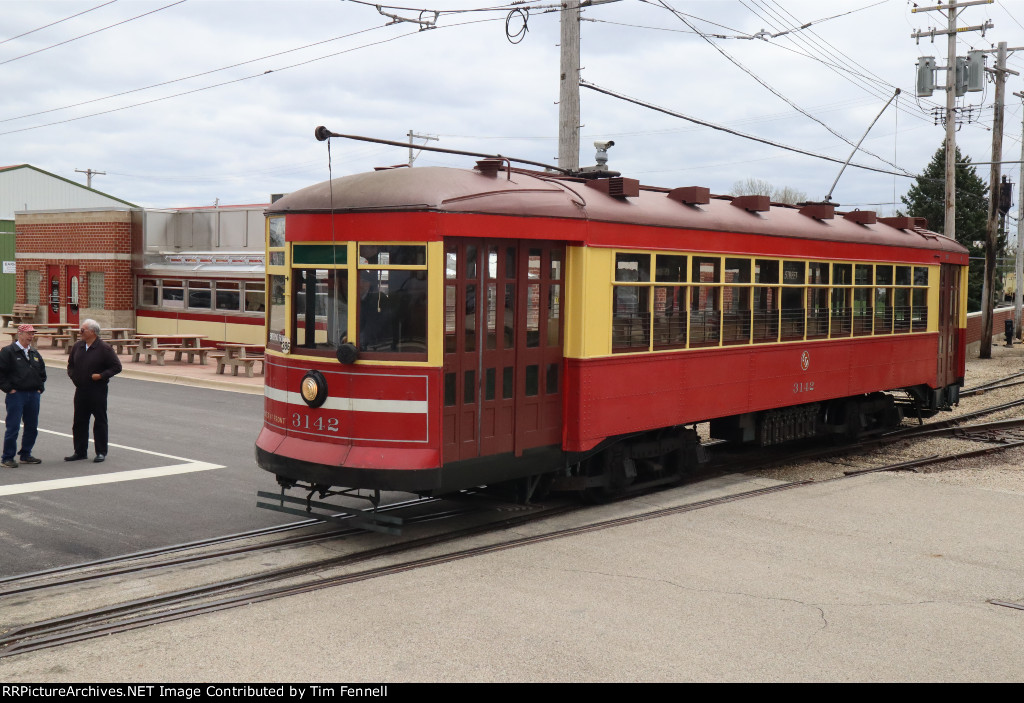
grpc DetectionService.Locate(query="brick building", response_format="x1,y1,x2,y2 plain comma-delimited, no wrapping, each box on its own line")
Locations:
16,208,136,329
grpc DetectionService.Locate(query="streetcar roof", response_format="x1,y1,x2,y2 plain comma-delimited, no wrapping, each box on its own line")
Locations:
266,165,967,257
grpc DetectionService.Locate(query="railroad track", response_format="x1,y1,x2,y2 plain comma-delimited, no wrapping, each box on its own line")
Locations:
4,401,1023,659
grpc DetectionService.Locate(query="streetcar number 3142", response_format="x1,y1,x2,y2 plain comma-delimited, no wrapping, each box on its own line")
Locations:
793,381,815,394
291,413,339,432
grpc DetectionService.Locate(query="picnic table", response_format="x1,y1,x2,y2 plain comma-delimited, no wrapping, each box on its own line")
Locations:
132,334,209,366
211,343,265,377
5,323,74,347
63,326,138,354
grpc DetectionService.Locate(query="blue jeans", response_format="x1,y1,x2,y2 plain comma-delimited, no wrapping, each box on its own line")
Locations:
4,390,41,461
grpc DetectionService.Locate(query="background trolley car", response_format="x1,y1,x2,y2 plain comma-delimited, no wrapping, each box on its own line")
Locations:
256,137,968,526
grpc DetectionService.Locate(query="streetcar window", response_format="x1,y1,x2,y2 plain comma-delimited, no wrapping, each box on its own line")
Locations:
656,255,687,283
268,217,285,248
852,288,872,336
914,267,928,286
875,265,893,286
612,285,650,352
722,259,751,346
653,286,687,350
293,269,348,350
895,266,912,286
783,261,804,284
911,288,928,331
808,262,829,285
617,253,650,282
267,275,287,349
832,264,852,285
874,287,893,334
359,244,425,266
356,268,428,355
831,288,852,337
855,264,872,285
893,288,911,333
294,245,347,266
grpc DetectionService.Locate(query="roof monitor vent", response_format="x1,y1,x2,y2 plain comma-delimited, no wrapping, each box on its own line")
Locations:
585,177,640,198
730,195,770,213
798,202,835,220
878,216,927,230
843,209,877,225
475,158,505,177
667,186,710,205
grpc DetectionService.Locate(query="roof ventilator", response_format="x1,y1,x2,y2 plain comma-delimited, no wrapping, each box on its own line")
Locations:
667,186,710,205
843,209,877,225
798,202,835,220
475,158,506,178
730,195,770,213
878,216,927,230
585,177,640,198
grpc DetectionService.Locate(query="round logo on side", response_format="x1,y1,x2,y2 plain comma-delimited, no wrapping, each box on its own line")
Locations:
800,350,810,371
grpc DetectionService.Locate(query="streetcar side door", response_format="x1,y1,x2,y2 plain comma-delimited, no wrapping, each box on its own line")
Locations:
937,263,961,387
442,239,564,463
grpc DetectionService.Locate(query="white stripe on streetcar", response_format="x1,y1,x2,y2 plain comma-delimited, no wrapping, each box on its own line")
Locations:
264,385,428,414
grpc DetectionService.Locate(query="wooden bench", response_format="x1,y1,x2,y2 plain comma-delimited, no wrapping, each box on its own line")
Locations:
3,304,38,328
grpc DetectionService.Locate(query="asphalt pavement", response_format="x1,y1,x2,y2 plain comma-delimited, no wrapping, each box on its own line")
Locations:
0,341,1022,681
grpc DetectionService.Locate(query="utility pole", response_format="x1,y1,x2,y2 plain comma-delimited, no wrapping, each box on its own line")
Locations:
407,130,438,166
1015,91,1024,342
75,168,105,189
981,42,1008,358
911,0,993,241
558,1,581,171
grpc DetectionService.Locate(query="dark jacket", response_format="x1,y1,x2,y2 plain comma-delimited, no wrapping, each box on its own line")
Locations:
67,338,122,387
0,342,47,394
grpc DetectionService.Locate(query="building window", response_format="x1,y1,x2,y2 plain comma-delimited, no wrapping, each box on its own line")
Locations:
162,279,185,308
187,281,211,309
87,272,105,308
25,270,40,305
215,281,240,311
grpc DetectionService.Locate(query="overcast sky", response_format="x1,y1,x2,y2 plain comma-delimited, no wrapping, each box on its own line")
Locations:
3,0,1024,219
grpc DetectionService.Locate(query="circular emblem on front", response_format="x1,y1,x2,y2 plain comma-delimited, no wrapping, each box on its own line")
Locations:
800,350,810,371
300,370,328,408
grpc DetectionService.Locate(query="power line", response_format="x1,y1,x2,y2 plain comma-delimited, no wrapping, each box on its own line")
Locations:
0,0,118,46
580,79,911,178
0,17,504,138
0,0,187,67
648,0,913,175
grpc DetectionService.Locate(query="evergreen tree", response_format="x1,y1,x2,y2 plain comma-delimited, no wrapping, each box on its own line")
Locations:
900,144,989,310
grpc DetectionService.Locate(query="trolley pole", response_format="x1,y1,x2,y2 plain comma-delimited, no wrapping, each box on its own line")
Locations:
558,1,581,171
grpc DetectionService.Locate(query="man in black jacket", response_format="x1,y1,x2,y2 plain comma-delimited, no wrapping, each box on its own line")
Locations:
0,324,46,468
65,319,122,463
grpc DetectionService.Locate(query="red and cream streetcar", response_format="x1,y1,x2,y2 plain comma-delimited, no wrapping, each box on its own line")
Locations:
256,130,968,524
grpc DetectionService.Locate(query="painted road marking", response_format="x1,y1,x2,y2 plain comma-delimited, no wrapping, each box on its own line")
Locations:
0,424,227,496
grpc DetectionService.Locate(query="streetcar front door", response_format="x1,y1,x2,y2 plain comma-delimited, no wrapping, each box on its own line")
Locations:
442,240,564,463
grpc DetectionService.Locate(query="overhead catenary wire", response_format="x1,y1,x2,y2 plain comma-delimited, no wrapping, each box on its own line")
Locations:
647,0,913,176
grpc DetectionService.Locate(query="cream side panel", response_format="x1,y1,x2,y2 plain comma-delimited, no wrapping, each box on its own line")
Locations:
927,265,939,333
565,246,613,359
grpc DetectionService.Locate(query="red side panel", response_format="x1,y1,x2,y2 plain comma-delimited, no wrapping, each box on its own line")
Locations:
564,335,941,453
262,356,442,471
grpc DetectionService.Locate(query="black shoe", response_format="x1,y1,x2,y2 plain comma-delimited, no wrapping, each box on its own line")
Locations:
64,454,87,461
1,459,17,469
93,454,105,463
19,456,41,464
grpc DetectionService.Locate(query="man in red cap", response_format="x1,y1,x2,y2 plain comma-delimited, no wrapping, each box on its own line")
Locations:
0,324,47,468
